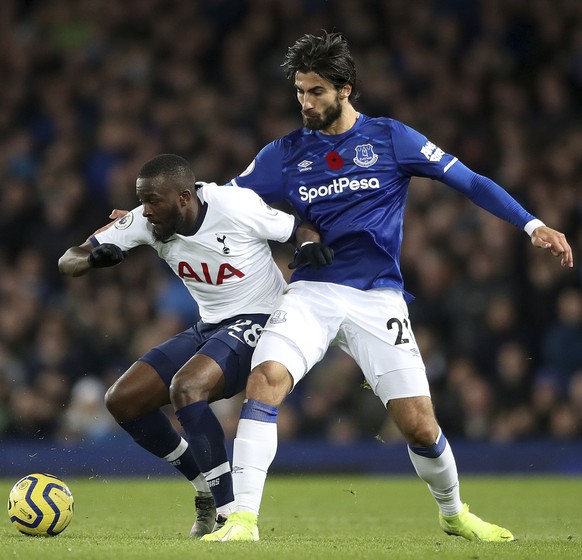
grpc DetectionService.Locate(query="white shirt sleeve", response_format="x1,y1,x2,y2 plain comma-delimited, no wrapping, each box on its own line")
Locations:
203,184,296,243
93,207,153,250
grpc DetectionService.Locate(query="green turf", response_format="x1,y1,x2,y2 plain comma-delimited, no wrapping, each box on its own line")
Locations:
1,475,580,559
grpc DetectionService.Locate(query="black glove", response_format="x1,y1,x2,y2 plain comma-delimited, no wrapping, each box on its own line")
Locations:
88,243,126,268
288,242,334,270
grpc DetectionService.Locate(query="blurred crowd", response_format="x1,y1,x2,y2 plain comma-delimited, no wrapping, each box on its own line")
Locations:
0,0,581,447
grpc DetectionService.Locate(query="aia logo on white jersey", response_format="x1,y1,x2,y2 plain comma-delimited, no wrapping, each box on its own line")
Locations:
179,261,244,285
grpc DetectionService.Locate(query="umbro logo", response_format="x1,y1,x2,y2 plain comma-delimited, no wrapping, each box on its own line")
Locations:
297,160,312,172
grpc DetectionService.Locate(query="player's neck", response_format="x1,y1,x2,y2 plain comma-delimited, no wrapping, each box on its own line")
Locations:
320,106,359,136
179,199,202,234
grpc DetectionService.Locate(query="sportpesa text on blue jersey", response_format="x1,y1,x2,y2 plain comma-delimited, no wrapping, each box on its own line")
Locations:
232,114,536,300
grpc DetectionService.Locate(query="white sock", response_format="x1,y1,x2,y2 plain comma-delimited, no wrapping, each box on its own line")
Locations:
191,473,211,494
232,418,278,515
408,433,463,516
216,502,234,516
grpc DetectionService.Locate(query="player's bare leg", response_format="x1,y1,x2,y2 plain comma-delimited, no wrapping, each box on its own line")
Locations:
389,396,514,542
105,361,171,422
105,362,214,537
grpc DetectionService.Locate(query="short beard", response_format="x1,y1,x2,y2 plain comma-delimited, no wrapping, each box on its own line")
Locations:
303,98,342,131
152,204,183,242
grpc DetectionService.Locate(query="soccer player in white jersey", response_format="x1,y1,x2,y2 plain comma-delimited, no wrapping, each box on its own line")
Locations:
204,32,574,542
58,153,333,538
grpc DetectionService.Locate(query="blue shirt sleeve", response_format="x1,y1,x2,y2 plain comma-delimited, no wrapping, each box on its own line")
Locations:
390,119,536,230
231,140,286,203
390,120,457,180
441,161,536,229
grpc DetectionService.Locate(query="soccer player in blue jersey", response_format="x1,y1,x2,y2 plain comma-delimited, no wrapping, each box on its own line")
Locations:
203,32,573,542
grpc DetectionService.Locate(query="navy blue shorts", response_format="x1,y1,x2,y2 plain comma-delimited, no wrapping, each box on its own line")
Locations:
139,313,269,399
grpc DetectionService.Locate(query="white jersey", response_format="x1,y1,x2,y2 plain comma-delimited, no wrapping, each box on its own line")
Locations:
93,183,295,323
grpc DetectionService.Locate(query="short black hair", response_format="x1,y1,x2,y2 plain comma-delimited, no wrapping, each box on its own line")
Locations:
282,31,359,101
138,154,195,185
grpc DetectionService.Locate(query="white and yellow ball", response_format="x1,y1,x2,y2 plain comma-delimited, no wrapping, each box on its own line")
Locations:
8,473,74,536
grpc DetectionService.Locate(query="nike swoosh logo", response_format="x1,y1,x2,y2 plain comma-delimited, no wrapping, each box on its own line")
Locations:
219,527,234,541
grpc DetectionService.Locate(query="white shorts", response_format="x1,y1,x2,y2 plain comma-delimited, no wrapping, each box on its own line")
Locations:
251,281,430,404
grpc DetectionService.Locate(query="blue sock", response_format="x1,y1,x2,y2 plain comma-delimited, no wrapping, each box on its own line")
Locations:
176,401,233,508
240,398,279,422
408,431,447,458
119,410,200,480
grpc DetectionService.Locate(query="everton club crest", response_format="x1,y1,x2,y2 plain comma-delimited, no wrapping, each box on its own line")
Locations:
269,310,287,324
353,143,378,168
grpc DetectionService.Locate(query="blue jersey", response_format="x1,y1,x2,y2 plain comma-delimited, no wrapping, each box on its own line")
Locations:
232,114,536,299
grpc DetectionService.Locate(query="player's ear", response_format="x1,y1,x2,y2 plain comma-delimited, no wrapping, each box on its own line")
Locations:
340,84,352,99
179,189,192,205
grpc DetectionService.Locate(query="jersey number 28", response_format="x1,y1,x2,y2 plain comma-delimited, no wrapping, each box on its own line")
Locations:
227,319,263,347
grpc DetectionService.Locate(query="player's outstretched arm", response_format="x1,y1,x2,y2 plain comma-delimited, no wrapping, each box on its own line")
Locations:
59,210,130,277
441,161,574,269
59,239,126,277
530,225,574,268
58,240,96,277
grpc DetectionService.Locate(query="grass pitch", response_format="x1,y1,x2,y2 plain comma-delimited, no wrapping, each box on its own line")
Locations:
1,475,580,559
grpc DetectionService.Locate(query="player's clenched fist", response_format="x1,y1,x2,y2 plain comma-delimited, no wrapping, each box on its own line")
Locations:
88,243,126,268
288,241,334,270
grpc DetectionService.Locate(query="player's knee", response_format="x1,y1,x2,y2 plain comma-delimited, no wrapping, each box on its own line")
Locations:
105,378,150,421
393,411,439,446
104,382,128,420
399,416,440,446
407,425,439,447
246,361,291,405
169,371,203,408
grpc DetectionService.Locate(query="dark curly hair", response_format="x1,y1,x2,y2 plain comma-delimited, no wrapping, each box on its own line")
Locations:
282,31,359,101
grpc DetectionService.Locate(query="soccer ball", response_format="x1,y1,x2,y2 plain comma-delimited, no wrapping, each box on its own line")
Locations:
8,473,74,536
